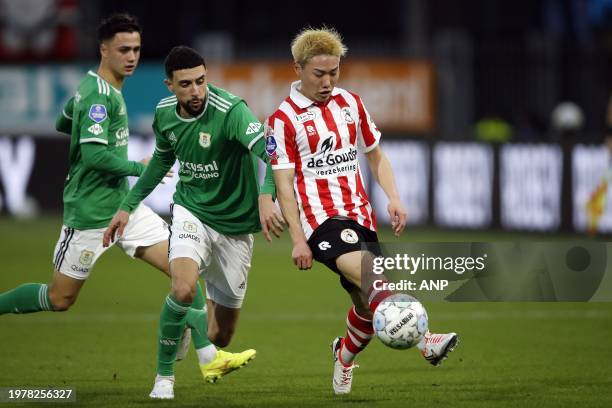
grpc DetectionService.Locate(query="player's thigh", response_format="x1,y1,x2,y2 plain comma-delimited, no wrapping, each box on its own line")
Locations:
135,241,170,277
336,249,378,289
204,233,253,310
117,204,170,275
335,251,364,287
51,225,108,281
49,226,109,308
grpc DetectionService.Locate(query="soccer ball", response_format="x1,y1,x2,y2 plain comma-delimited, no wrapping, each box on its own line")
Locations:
373,294,428,350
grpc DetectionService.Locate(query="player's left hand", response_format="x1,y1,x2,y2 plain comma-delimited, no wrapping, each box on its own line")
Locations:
388,198,407,237
103,210,130,247
259,194,285,242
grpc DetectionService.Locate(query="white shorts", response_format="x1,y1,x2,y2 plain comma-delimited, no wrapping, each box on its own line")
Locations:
168,204,253,309
53,204,169,280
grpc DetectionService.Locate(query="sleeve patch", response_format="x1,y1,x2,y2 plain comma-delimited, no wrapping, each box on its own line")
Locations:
246,122,262,135
265,135,278,159
87,123,104,135
88,104,108,123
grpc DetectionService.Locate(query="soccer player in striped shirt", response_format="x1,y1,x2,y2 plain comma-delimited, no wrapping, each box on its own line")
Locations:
103,46,283,399
268,27,459,394
0,14,261,385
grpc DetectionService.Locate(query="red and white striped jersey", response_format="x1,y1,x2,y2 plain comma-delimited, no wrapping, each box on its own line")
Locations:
266,81,381,239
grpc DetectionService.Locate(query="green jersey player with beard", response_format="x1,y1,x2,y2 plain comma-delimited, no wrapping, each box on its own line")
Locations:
0,16,264,388
103,46,284,400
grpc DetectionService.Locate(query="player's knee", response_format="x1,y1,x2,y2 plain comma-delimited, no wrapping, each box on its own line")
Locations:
171,282,195,303
48,291,77,312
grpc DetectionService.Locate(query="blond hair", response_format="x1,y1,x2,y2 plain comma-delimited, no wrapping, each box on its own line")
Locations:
291,27,347,66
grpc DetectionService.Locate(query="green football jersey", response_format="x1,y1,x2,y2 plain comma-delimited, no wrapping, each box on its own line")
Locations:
122,84,268,235
62,70,132,229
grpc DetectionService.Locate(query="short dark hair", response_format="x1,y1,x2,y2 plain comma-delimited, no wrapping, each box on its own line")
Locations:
164,46,206,79
97,13,141,43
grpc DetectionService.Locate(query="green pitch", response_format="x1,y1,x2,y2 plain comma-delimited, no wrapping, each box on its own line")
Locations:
1,217,611,407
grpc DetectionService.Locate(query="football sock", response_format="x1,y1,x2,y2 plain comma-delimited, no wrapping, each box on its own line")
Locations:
157,294,190,376
184,307,217,364
196,344,217,365
340,306,374,365
0,283,54,314
416,331,432,352
190,282,213,350
366,282,394,313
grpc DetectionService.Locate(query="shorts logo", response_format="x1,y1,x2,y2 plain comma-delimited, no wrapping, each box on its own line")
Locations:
79,250,95,266
340,229,359,244
87,123,104,136
238,280,246,290
183,221,197,233
318,241,331,251
88,104,107,123
246,122,262,135
199,132,211,148
341,107,355,124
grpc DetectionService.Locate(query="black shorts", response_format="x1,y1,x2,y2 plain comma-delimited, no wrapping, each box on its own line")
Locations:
307,217,380,292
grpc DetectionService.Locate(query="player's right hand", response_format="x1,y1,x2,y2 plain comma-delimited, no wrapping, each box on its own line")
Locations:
103,210,130,247
292,240,312,270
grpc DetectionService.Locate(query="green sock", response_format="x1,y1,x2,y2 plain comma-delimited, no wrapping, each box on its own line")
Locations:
186,307,209,349
190,282,212,349
0,283,53,314
157,294,190,376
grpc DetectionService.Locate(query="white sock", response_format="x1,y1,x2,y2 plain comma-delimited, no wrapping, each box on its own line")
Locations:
155,374,174,382
196,344,217,364
416,331,431,351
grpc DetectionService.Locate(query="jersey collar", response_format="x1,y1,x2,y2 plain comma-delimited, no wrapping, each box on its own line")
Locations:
87,70,121,94
289,80,341,109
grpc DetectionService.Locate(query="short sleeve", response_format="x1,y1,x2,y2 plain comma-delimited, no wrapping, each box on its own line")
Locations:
152,113,173,154
78,93,111,145
351,92,381,153
267,112,297,170
225,101,265,150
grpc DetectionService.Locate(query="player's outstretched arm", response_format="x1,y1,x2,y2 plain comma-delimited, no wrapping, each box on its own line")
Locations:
119,149,175,214
274,169,312,270
365,146,407,237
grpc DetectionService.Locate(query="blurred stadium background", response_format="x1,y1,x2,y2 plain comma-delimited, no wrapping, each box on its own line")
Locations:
1,1,612,407
1,0,612,233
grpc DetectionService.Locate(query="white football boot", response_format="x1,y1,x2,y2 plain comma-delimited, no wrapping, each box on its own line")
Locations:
175,327,192,361
417,332,459,366
149,375,175,400
331,337,358,395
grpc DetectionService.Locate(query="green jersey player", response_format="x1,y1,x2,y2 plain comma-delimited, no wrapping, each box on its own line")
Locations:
0,14,164,314
0,15,268,384
103,46,284,400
